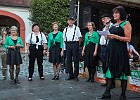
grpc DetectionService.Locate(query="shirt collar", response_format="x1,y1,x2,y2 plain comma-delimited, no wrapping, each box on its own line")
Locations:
68,24,75,28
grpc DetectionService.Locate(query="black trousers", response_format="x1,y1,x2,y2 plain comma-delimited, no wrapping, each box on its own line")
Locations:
100,45,107,73
29,47,43,78
66,42,79,78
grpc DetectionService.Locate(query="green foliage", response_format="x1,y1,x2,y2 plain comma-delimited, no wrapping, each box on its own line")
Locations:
30,0,70,33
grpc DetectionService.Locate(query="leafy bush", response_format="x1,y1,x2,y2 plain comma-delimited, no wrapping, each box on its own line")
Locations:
30,0,70,33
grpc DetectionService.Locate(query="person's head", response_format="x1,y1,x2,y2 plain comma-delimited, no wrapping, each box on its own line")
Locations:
52,22,59,31
10,26,18,36
112,6,127,21
101,14,111,25
87,22,96,31
32,24,40,32
67,17,75,27
1,28,7,36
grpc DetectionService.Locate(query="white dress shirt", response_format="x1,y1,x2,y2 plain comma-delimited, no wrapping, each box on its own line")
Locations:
63,25,82,42
99,23,113,45
26,32,47,45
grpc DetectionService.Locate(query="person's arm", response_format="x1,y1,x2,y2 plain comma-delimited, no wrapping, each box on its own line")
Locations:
132,48,140,57
77,27,82,46
107,22,132,42
16,37,24,48
93,32,99,56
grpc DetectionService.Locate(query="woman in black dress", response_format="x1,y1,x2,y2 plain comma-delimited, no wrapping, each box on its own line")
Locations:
48,22,64,80
82,22,99,83
97,6,132,100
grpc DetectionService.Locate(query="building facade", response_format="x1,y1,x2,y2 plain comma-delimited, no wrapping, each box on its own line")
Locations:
0,0,32,52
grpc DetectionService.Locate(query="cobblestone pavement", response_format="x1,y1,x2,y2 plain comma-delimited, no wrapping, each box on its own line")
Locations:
0,54,140,100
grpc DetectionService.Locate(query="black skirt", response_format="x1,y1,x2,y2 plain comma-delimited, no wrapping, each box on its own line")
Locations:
49,42,62,64
105,39,130,77
6,49,22,65
84,42,98,68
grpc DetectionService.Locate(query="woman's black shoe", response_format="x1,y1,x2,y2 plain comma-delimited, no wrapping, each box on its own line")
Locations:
52,76,57,80
96,91,111,99
86,77,91,82
119,95,127,100
15,79,20,84
90,79,94,83
55,76,59,80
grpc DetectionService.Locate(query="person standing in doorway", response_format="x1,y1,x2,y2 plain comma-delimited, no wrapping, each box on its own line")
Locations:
48,22,64,80
4,26,24,84
63,17,82,82
82,22,99,83
26,24,47,81
99,14,115,88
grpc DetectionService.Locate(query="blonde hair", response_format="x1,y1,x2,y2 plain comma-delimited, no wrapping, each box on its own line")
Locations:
10,26,18,34
52,22,59,26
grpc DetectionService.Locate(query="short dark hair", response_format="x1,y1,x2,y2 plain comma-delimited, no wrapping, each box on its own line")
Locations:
112,6,127,21
32,23,39,31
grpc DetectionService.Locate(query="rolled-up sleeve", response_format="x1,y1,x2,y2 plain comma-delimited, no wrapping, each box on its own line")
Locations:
77,27,82,38
26,33,31,44
42,33,47,44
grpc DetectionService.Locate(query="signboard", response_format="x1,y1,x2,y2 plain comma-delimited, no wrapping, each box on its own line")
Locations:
129,70,140,92
96,66,106,83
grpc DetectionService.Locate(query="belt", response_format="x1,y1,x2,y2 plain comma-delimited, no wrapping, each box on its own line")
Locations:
65,41,78,44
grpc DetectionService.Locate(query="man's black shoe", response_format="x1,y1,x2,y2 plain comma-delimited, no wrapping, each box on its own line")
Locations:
66,77,74,80
74,77,79,82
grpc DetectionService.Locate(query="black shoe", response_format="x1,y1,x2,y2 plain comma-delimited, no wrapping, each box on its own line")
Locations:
119,95,127,100
15,79,20,84
40,77,45,80
10,80,15,84
96,91,111,99
86,77,91,82
66,77,74,80
55,76,59,80
90,78,94,83
52,76,57,80
74,77,79,82
101,83,107,87
28,77,32,81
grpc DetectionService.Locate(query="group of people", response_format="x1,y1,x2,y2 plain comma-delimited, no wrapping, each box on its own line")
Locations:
0,5,139,100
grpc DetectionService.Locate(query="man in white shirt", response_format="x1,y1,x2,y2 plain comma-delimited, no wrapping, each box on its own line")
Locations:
63,17,82,82
99,14,115,88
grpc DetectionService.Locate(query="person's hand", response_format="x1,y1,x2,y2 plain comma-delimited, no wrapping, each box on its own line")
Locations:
9,46,15,49
43,50,46,55
93,51,97,57
16,44,22,47
82,50,84,56
107,34,117,39
60,50,63,57
47,51,49,57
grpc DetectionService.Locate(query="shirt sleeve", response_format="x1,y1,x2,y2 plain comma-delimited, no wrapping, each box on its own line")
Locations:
95,32,99,46
63,28,66,41
77,27,82,38
42,33,47,43
26,33,31,43
3,36,9,49
83,33,87,46
18,37,24,48
47,33,51,49
60,32,64,48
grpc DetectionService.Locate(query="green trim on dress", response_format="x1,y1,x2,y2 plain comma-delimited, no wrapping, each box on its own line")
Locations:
105,69,128,80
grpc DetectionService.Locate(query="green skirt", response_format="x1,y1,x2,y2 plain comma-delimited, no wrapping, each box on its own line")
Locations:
105,69,128,80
